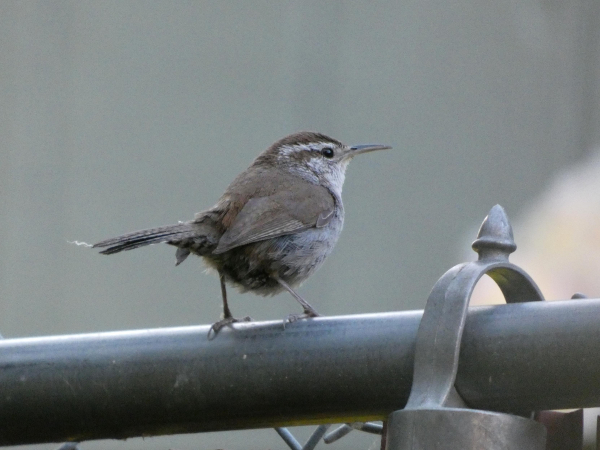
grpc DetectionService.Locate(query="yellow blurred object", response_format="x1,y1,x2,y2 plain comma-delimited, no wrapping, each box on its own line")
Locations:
471,150,600,305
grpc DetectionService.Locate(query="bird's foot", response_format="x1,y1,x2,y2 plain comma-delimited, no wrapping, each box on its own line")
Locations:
283,309,320,328
208,316,252,339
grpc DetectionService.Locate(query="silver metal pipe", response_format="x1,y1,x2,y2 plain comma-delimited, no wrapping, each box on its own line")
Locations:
0,298,598,445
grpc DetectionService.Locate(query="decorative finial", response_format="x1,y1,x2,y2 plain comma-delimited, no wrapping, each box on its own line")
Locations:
471,205,517,260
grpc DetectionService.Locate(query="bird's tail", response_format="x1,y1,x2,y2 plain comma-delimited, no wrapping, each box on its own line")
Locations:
93,222,197,255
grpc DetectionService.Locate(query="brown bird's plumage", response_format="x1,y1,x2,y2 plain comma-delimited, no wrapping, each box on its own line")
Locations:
93,131,390,333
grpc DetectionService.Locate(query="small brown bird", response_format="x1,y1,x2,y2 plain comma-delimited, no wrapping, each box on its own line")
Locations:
93,132,390,333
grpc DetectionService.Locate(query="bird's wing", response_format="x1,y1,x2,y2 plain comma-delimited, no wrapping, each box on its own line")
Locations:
213,184,335,254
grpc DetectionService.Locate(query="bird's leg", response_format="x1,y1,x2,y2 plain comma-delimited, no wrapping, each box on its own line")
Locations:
274,275,320,323
208,272,251,338
220,272,234,320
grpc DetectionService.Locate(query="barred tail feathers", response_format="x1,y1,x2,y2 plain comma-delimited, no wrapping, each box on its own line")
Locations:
93,222,196,255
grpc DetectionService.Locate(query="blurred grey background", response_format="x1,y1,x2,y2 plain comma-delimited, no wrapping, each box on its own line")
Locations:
1,1,599,449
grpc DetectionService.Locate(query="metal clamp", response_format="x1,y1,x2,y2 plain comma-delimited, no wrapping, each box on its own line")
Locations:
386,205,547,449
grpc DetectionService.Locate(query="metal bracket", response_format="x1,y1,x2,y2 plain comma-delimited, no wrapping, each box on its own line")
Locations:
386,205,548,449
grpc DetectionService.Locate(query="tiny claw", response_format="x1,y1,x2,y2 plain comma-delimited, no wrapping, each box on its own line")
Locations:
283,310,320,328
207,316,252,339
303,308,320,318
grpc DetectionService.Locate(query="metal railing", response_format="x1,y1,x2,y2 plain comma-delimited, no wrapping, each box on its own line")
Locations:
0,206,597,448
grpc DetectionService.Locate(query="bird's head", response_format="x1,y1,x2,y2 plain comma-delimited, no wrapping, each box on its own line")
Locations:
256,131,391,194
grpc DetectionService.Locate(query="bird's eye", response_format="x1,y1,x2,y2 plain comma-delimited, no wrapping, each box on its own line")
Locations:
321,147,334,158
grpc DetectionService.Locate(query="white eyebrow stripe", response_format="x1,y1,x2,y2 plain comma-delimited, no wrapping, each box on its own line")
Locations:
279,142,333,156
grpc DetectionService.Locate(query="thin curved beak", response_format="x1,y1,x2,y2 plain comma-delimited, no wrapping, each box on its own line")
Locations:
346,144,392,158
